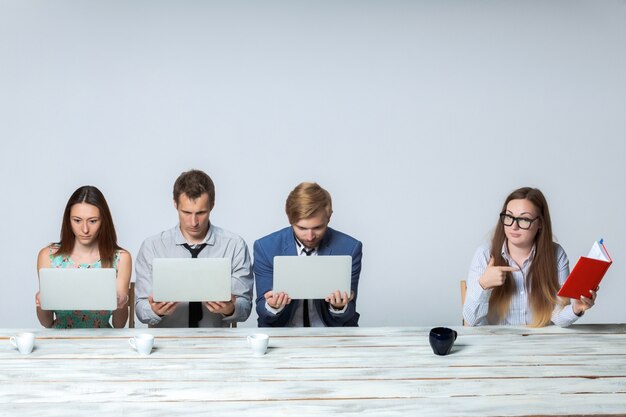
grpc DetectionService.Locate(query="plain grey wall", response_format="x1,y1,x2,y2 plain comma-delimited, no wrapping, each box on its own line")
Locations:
1,0,624,328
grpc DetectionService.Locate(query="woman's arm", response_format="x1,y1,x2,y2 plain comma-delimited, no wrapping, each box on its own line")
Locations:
463,244,499,326
112,251,132,328
36,246,55,328
552,244,582,327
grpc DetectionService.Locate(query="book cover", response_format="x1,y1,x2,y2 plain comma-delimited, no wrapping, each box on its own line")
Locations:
557,239,612,300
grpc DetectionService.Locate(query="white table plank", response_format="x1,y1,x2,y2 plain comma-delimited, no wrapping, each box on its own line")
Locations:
1,325,625,416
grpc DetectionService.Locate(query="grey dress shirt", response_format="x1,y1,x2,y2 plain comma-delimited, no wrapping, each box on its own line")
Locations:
135,224,253,327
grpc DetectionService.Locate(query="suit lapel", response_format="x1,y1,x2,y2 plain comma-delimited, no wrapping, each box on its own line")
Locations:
281,227,298,256
317,228,333,256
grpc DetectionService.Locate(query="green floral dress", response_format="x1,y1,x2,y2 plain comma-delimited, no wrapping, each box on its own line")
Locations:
49,246,120,329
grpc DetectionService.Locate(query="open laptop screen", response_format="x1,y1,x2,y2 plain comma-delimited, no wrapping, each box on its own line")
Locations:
39,268,117,310
272,255,352,299
152,258,231,302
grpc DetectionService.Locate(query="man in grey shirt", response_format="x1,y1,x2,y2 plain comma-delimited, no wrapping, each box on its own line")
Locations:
135,169,253,327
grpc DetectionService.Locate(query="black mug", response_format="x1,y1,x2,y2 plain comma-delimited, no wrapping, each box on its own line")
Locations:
429,327,457,356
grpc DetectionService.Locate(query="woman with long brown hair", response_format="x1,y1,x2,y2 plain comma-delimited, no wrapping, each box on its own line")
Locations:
463,187,596,327
35,186,131,328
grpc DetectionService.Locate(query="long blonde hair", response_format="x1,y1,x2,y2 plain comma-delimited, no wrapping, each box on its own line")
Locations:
488,187,565,327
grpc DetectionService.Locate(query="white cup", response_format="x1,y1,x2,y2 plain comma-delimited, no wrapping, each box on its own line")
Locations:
247,333,269,357
10,332,35,355
129,334,154,356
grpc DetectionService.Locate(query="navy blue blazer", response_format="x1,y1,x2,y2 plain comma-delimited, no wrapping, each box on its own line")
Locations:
253,226,362,327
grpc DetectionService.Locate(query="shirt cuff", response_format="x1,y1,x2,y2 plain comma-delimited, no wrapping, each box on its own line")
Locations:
569,304,583,319
329,303,348,314
139,301,163,326
265,301,285,315
222,300,239,320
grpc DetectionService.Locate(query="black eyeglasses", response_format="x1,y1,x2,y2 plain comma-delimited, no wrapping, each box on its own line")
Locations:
499,213,540,230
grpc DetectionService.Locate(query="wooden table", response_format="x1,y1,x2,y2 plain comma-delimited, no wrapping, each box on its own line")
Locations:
1,325,626,416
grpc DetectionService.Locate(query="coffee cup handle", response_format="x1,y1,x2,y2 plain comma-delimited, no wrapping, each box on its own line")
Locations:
453,330,458,340
129,338,136,351
9,336,17,348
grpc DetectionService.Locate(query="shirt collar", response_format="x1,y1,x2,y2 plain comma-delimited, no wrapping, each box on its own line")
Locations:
294,235,318,256
501,240,536,265
174,223,214,247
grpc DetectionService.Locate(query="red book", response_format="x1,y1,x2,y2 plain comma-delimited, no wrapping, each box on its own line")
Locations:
558,240,612,299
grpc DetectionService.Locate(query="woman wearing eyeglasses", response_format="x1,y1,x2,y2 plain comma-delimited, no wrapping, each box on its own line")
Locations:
463,187,597,327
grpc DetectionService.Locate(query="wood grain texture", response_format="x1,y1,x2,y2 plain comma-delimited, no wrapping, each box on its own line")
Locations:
1,325,625,416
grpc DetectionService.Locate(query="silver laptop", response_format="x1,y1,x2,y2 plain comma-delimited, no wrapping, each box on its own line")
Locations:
39,268,117,310
152,258,231,302
273,255,352,299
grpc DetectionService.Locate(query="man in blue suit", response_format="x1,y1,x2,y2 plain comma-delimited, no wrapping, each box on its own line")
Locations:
254,182,362,327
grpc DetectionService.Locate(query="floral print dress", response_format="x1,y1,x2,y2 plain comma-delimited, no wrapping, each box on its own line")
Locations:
49,245,120,329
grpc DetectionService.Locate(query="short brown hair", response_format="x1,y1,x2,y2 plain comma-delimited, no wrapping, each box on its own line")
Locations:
173,169,215,206
285,182,332,224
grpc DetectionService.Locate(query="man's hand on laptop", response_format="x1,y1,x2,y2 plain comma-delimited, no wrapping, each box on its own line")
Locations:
149,295,178,316
264,291,292,309
204,294,236,316
325,290,353,309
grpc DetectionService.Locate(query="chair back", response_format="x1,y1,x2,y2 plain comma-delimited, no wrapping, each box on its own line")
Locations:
128,282,135,328
460,280,467,326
